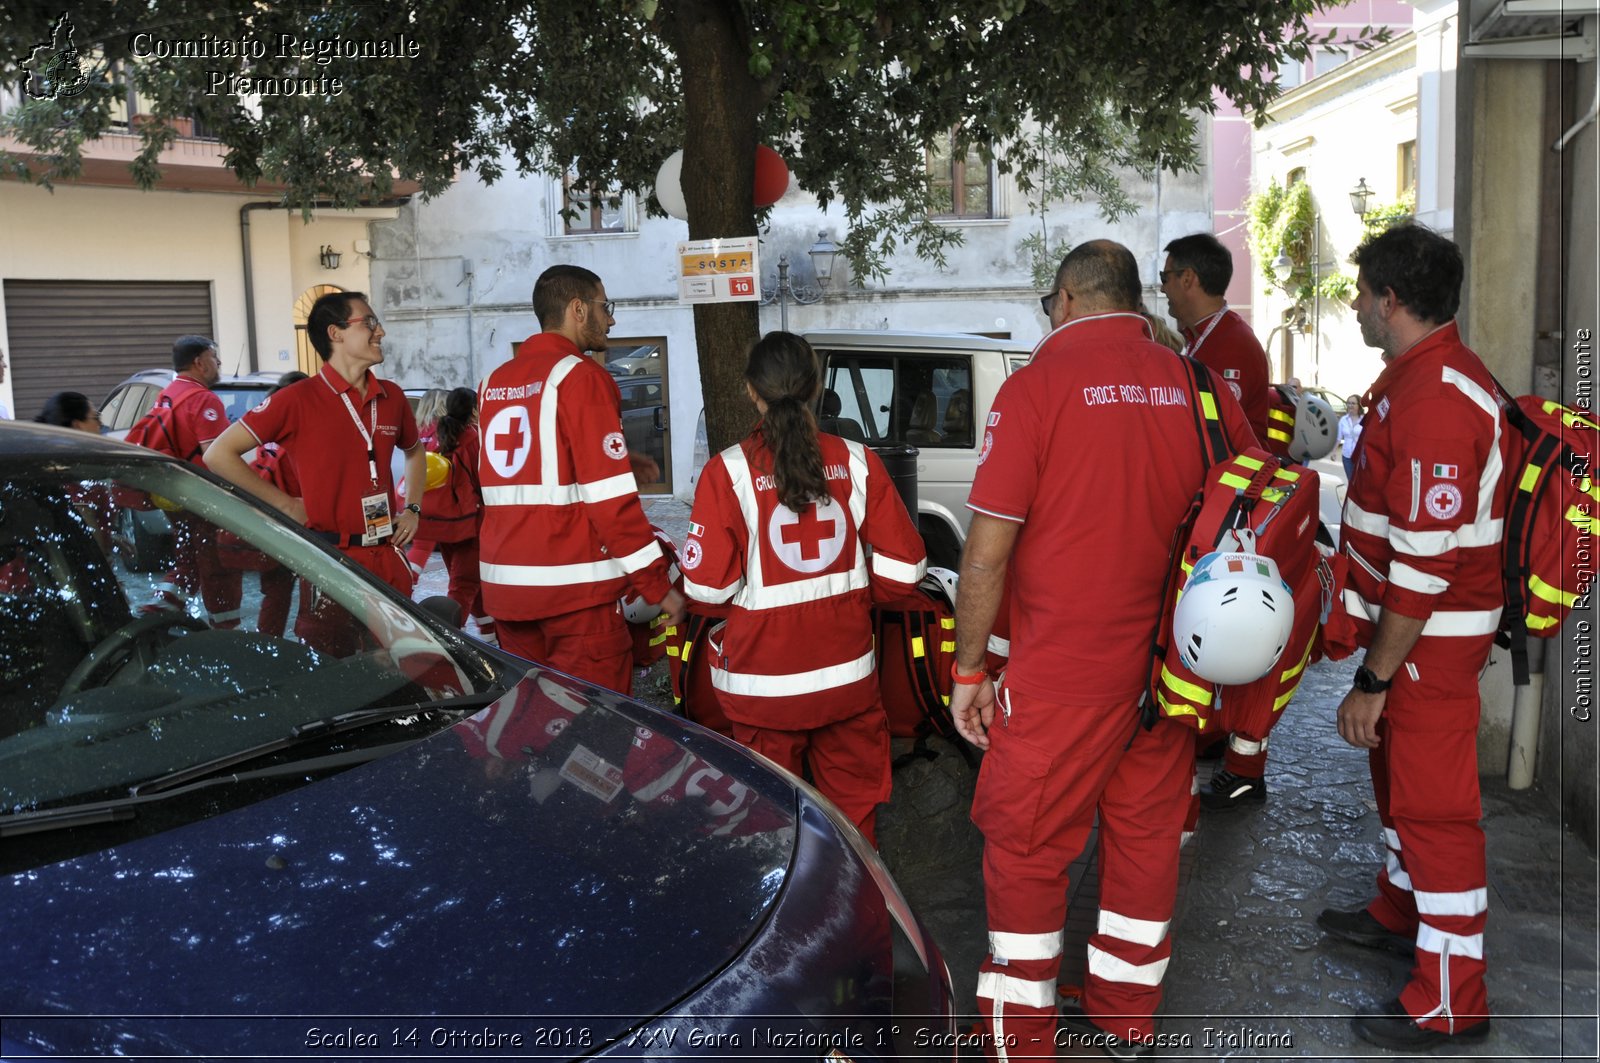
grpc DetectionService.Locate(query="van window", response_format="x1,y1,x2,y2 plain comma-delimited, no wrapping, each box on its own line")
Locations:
818,353,973,449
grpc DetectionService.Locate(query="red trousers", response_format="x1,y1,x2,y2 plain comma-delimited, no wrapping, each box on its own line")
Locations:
972,682,1191,1059
166,513,242,628
728,701,892,845
1366,653,1490,1033
498,602,633,695
294,544,414,657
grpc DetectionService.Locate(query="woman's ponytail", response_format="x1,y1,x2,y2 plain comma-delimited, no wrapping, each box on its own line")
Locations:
746,332,827,512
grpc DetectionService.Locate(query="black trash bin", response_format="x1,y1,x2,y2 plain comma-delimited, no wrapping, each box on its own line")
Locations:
872,443,919,525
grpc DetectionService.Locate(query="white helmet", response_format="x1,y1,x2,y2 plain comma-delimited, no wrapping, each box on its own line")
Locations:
621,528,681,624
1290,392,1337,463
1173,551,1294,685
920,567,960,610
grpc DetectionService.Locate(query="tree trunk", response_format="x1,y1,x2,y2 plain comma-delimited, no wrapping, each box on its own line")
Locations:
666,0,766,457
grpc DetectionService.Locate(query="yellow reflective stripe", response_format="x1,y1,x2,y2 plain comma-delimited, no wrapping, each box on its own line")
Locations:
1274,467,1301,482
1266,426,1292,442
1261,487,1287,504
1520,464,1542,493
1279,632,1314,684
911,635,926,658
1219,472,1252,490
666,644,681,658
940,641,956,653
1160,666,1213,705
1550,402,1600,431
1528,614,1562,631
1567,504,1600,535
1234,454,1266,471
1200,391,1219,421
1530,574,1579,607
1274,637,1317,711
940,616,956,629
1157,693,1208,729
649,629,669,648
1268,408,1295,422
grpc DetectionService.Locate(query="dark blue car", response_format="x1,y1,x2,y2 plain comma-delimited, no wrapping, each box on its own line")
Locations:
0,422,956,1060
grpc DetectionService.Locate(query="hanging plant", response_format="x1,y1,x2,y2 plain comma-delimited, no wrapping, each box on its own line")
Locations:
1245,177,1317,302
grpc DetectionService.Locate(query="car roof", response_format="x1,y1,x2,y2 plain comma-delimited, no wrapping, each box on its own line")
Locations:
802,328,1032,355
0,418,178,460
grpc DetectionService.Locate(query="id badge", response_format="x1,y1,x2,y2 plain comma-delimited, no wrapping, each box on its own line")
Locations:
361,492,393,545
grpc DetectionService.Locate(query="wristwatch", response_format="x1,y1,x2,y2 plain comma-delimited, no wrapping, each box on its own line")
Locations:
404,502,422,516
1353,664,1392,694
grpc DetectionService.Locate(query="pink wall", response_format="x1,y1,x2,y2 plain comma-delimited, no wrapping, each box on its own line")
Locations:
1209,1,1414,324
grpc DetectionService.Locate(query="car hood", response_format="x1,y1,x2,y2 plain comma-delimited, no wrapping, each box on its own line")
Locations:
1,669,797,1056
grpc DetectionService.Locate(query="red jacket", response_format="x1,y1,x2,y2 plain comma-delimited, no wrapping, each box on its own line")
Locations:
476,334,671,621
1339,322,1511,667
682,431,927,729
1182,307,1269,448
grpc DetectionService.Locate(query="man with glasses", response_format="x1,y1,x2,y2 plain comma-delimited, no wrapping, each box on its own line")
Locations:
208,292,424,649
1159,233,1270,447
476,264,683,693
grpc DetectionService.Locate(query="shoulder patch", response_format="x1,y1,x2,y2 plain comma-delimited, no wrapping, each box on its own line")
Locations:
203,407,220,421
602,431,628,460
682,538,703,570
1425,482,1464,520
987,411,1001,427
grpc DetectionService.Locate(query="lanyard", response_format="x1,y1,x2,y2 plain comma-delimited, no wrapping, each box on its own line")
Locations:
339,389,381,487
1183,305,1228,359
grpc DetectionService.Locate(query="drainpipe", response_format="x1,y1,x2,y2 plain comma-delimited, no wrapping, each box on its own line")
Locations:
1508,641,1547,789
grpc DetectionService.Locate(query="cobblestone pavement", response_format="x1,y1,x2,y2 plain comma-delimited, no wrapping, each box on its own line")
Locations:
424,497,1600,1060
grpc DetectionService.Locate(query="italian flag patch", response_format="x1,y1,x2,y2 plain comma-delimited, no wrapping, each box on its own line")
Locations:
1432,463,1458,479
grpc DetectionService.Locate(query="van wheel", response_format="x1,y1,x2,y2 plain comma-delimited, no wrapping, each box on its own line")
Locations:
919,518,961,571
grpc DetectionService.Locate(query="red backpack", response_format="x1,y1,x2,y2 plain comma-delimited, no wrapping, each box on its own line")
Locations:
1496,391,1598,683
669,612,733,738
1143,362,1328,734
872,573,973,766
125,389,208,462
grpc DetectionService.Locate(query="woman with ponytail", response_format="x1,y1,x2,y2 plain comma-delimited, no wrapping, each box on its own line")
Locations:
682,331,927,844
407,387,495,643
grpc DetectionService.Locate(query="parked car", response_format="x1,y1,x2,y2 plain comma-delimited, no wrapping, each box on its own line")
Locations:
806,330,1032,569
606,343,663,376
617,374,667,483
0,421,956,1060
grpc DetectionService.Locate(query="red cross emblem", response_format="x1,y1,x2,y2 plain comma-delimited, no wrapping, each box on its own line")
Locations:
484,407,532,476
767,497,847,574
602,431,627,460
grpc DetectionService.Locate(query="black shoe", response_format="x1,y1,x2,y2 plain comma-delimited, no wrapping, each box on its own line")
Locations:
1316,906,1414,955
1352,999,1491,1050
1058,1003,1154,1060
1199,768,1266,810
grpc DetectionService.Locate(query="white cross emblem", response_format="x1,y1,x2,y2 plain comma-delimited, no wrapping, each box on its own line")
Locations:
484,406,533,477
766,496,847,574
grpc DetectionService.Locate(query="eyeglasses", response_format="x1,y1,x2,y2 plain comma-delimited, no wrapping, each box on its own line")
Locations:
1158,268,1189,284
586,299,616,317
1039,292,1058,317
340,315,382,331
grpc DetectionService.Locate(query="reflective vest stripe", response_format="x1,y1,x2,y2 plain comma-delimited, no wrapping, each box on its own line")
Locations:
1530,574,1577,608
1160,666,1213,705
710,646,875,697
483,538,662,588
1342,589,1502,637
481,470,636,507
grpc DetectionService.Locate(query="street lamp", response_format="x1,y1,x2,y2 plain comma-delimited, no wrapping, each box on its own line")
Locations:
762,231,838,331
1349,177,1373,219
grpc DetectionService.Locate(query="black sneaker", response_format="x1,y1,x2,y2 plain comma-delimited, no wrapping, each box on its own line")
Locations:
1058,1003,1154,1060
1315,907,1414,955
1199,768,1266,810
1352,998,1491,1050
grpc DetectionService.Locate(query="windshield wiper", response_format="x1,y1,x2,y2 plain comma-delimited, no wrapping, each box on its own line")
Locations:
129,691,501,797
0,742,418,837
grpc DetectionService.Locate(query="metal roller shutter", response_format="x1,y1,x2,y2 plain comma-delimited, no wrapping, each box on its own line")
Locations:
4,280,214,421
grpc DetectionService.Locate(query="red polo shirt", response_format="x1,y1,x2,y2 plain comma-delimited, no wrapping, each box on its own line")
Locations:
967,312,1255,703
1182,307,1268,447
158,376,228,465
239,364,419,538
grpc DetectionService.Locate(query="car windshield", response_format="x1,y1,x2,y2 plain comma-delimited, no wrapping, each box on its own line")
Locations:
213,384,272,422
0,455,495,816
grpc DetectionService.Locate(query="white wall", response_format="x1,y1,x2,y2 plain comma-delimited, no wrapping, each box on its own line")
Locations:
372,145,1212,496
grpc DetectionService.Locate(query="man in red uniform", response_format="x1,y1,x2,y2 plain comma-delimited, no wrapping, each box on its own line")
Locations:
476,265,683,693
1160,233,1270,447
1319,224,1508,1051
141,335,242,625
951,241,1254,1061
207,293,424,648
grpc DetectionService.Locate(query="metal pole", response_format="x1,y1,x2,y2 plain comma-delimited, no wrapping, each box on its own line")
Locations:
1312,212,1321,385
777,256,790,332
